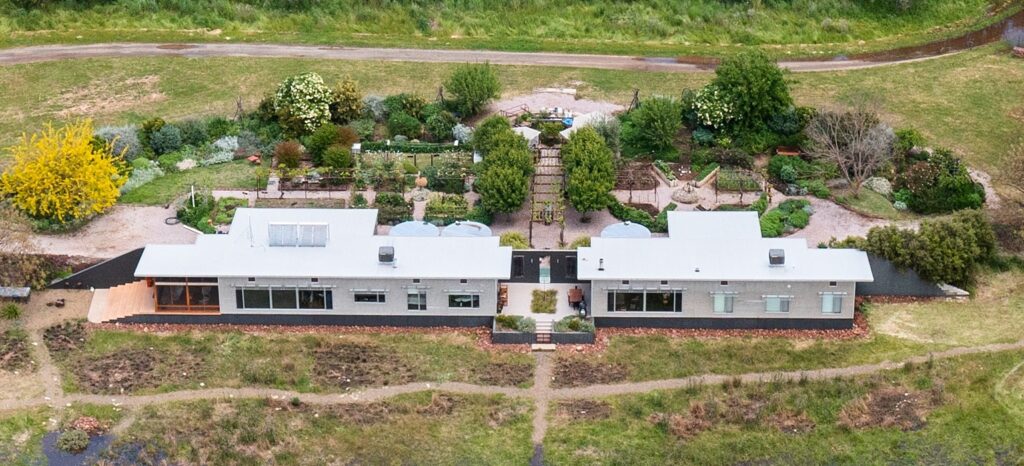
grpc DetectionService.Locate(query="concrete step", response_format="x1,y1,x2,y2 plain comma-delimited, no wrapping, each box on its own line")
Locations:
531,343,557,352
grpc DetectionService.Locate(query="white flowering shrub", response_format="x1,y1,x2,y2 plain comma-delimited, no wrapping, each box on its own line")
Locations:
693,84,736,130
121,160,165,193
452,123,473,145
273,72,334,133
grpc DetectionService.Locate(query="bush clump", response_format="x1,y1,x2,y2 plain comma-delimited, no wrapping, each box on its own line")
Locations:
760,199,812,237
1,302,22,320
424,193,469,225
499,231,530,249
274,140,303,169
372,192,413,225
554,316,595,333
56,429,90,454
495,314,536,333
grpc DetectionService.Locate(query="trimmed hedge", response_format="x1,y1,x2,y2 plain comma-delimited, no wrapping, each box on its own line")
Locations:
361,141,462,153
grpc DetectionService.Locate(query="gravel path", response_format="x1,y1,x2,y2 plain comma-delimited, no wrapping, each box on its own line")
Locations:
30,205,197,259
0,43,957,72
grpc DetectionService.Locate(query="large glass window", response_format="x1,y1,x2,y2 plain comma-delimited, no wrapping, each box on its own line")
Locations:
187,285,219,307
354,292,386,303
609,291,644,312
271,289,298,309
764,296,791,313
608,290,682,312
821,294,844,314
235,287,331,310
448,294,480,308
713,293,735,313
512,256,525,278
645,291,682,313
157,285,187,307
299,290,329,309
241,289,271,309
407,290,427,310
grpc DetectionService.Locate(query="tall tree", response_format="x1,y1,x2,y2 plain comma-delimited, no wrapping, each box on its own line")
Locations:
804,104,894,196
444,62,501,117
562,127,615,221
475,164,529,214
711,50,792,131
1,120,126,223
629,96,682,152
471,115,515,155
330,75,364,125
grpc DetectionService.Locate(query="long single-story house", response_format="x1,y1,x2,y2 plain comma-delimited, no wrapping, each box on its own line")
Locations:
87,208,872,331
576,211,873,329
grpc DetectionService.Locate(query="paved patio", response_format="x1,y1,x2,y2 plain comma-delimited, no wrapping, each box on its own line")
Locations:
500,283,591,324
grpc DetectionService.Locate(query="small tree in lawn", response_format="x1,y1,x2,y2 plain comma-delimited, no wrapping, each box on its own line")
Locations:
804,104,895,196
562,128,615,221
711,50,792,131
330,76,364,125
444,62,501,117
1,120,126,224
475,165,529,214
631,96,682,152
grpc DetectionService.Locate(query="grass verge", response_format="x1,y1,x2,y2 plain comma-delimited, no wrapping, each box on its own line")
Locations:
834,188,918,221
545,349,1024,464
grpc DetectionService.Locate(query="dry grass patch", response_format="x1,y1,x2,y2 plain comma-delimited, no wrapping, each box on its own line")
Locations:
837,385,945,431
52,75,165,118
557,399,612,421
552,358,629,388
0,329,31,372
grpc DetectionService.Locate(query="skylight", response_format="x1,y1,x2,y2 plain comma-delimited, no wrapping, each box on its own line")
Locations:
269,223,329,247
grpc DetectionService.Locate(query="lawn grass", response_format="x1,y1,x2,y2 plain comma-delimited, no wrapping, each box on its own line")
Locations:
118,160,264,205
50,327,535,395
0,407,50,465
834,188,918,221
0,44,1021,178
0,0,1011,59
870,269,1024,347
544,349,1024,465
106,392,532,465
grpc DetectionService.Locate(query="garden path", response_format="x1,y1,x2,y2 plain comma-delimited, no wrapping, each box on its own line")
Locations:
29,205,196,259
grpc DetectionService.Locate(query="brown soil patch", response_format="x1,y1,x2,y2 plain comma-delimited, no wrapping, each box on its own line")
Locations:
476,361,533,386
552,358,629,388
312,342,417,388
416,392,461,416
319,401,403,425
557,399,612,421
766,409,816,434
0,330,31,371
616,163,658,190
837,386,944,431
68,416,107,436
43,321,87,358
649,393,771,440
488,403,529,428
71,348,205,394
53,75,166,117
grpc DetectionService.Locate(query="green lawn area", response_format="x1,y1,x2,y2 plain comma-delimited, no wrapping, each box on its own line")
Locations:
109,393,532,465
0,0,1010,58
46,324,535,395
545,349,1024,465
0,407,49,465
0,44,1020,177
834,188,919,221
118,160,263,205
870,269,1024,347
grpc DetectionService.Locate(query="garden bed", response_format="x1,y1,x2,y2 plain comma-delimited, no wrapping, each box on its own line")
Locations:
615,163,658,190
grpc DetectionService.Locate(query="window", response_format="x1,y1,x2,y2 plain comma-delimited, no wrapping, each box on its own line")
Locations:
608,291,643,312
621,280,630,285
412,279,421,284
607,290,682,312
720,281,729,286
448,294,480,308
271,289,298,309
157,285,187,307
247,277,256,282
310,277,319,283
187,285,219,307
512,256,525,278
660,280,669,285
460,279,468,284
566,256,577,279
645,291,683,312
407,290,427,311
299,290,331,309
713,293,735,313
829,281,838,287
240,289,270,309
821,293,844,314
354,292,386,303
764,296,791,313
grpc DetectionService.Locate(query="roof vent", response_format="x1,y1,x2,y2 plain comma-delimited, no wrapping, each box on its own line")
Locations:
378,246,395,264
769,249,785,266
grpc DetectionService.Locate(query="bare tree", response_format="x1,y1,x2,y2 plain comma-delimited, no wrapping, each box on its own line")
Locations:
804,104,895,196
0,204,44,288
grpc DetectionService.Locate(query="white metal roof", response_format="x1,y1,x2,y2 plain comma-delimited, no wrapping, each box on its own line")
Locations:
577,211,873,283
135,209,511,279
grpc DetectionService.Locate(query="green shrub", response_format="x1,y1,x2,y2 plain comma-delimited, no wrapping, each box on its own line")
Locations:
56,429,90,454
382,93,427,120
176,119,209,146
798,179,831,198
401,160,419,174
499,231,530,249
778,198,809,214
531,289,557,313
424,193,469,225
1,302,22,320
760,209,785,237
568,236,591,249
322,145,353,169
177,193,216,233
425,110,458,142
692,127,715,146
351,193,369,208
386,112,422,139
347,119,376,141
495,315,536,333
711,50,792,131
789,209,810,228
750,193,769,215
94,125,143,161
539,122,564,145
444,63,501,117
373,192,413,225
608,201,676,233
149,124,182,155
465,204,493,225
273,72,334,134
554,316,595,333
627,96,682,151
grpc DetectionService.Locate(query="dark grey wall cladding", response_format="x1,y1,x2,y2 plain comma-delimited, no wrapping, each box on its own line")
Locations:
49,248,145,290
504,250,586,284
857,254,947,297
491,331,537,345
551,332,595,344
595,317,853,330
115,314,493,327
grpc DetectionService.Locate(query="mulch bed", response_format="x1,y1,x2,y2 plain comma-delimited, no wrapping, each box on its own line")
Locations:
552,358,629,388
43,321,88,358
837,386,945,431
71,348,206,394
475,361,534,386
90,323,531,354
616,163,658,190
650,393,789,440
312,342,417,388
557,399,612,421
0,330,31,371
766,409,816,434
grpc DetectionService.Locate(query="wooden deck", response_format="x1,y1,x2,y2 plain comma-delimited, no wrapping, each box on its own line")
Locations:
88,281,222,323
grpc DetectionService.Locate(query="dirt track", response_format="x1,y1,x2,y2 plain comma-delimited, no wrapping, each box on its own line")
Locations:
0,43,957,72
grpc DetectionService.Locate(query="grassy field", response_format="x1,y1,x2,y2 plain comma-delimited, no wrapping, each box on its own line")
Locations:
0,44,1020,175
0,407,49,465
870,269,1024,347
0,0,1012,58
545,349,1024,464
109,393,532,464
46,324,534,395
118,160,264,205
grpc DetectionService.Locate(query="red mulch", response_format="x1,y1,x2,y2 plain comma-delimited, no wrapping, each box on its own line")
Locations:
88,323,531,354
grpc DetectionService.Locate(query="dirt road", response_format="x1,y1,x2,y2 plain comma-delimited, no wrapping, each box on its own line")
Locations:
0,43,956,72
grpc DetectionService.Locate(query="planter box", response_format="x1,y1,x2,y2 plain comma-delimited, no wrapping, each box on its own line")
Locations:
651,165,678,187
491,329,537,345
696,166,720,188
550,331,595,345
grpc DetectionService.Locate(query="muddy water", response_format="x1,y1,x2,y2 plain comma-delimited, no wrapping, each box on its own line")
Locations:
671,4,1024,65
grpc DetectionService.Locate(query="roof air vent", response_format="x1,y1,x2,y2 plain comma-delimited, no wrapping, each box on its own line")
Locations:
378,246,395,264
769,249,785,266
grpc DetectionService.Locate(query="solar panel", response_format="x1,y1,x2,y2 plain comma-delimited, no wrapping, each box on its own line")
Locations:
268,223,298,246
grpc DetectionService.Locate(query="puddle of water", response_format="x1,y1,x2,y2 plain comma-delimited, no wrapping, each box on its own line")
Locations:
41,432,113,466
